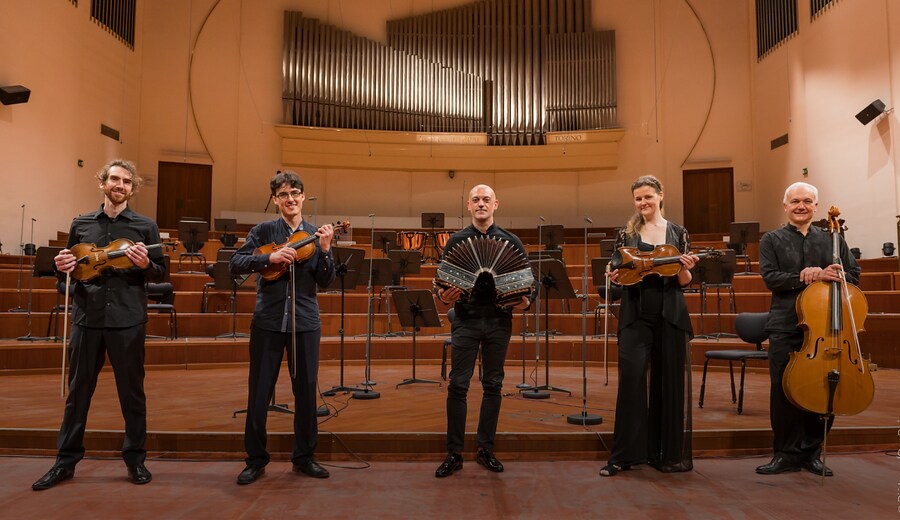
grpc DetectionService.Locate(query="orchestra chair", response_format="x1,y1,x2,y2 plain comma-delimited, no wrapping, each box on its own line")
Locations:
146,256,177,339
201,248,237,312
695,249,737,338
440,308,481,381
47,280,76,341
593,282,621,337
698,312,769,415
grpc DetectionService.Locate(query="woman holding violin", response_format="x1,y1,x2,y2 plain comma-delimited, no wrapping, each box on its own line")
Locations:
229,170,335,485
600,175,698,477
33,159,165,491
756,182,860,477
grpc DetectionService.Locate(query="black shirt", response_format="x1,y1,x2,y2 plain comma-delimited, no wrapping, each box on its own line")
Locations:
759,223,860,333
230,218,335,333
64,205,166,328
439,223,534,319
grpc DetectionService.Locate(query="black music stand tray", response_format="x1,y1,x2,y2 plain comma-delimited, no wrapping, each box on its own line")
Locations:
215,218,239,248
19,246,58,341
178,219,209,273
421,212,445,263
729,221,760,275
539,224,565,250
372,230,397,257
213,261,250,339
522,258,574,398
323,247,365,395
393,289,442,388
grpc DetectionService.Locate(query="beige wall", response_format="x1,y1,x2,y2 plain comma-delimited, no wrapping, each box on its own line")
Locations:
750,0,900,258
0,0,143,251
3,1,897,257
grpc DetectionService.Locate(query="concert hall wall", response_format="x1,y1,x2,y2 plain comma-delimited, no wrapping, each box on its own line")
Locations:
0,1,898,258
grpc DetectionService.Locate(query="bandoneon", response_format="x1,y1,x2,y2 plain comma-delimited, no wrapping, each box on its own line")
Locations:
434,235,535,306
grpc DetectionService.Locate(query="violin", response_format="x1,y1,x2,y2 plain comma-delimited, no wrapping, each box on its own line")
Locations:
70,239,163,281
783,207,874,416
254,221,350,281
609,244,721,286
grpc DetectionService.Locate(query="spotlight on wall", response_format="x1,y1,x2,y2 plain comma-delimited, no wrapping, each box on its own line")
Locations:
855,99,886,125
448,170,455,179
883,242,895,257
0,85,31,105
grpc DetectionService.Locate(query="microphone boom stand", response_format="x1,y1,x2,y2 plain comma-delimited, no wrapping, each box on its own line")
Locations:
353,215,381,400
9,204,26,312
567,218,602,425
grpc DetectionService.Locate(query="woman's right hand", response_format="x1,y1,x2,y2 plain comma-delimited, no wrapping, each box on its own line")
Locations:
606,268,620,284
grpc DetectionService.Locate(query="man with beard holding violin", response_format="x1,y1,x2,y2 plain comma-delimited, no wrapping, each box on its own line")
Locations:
33,159,165,490
230,170,335,485
756,181,860,477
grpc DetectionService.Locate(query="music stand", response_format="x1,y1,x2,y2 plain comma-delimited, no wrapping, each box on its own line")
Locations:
539,224,565,250
372,230,397,257
322,247,365,395
178,219,209,273
729,221,759,275
600,239,616,258
527,250,562,261
421,212,445,263
393,289,442,388
213,261,250,339
522,258,574,398
215,218,239,248
379,250,421,336
19,246,58,341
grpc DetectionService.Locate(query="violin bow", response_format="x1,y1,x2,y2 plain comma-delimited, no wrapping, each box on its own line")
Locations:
603,261,610,386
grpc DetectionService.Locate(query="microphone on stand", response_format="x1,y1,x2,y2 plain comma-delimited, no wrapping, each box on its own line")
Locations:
566,216,602,425
354,212,380,400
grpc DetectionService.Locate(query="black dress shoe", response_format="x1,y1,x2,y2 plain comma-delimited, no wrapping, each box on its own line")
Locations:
755,455,800,475
293,460,330,478
435,452,463,478
800,458,833,477
32,465,75,491
476,449,504,473
236,465,265,485
127,463,152,485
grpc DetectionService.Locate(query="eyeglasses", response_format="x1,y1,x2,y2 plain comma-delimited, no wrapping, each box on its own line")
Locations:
275,190,303,201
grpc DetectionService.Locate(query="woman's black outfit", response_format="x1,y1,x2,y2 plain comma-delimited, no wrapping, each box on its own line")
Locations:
607,223,694,472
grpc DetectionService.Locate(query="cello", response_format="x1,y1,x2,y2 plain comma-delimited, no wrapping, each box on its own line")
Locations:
783,207,874,417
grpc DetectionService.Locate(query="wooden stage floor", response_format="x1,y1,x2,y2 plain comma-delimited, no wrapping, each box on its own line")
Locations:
0,358,896,460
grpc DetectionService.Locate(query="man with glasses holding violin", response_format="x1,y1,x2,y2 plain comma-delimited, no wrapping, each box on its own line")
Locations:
230,170,335,485
33,159,166,490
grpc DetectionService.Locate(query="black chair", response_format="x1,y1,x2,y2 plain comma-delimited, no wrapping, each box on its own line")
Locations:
698,312,769,414
146,257,177,339
201,248,237,312
592,257,621,337
440,308,481,381
47,280,76,341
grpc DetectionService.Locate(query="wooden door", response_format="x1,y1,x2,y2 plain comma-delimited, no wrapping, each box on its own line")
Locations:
682,168,734,234
156,162,212,230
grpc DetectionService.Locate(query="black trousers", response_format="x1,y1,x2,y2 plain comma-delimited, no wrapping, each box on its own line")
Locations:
610,315,692,470
446,314,512,454
244,326,320,467
767,330,832,462
56,323,147,469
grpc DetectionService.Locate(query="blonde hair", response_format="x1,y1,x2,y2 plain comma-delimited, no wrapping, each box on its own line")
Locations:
624,175,664,235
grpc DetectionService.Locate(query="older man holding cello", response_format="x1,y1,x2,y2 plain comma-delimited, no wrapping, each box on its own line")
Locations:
32,159,166,490
757,181,862,477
